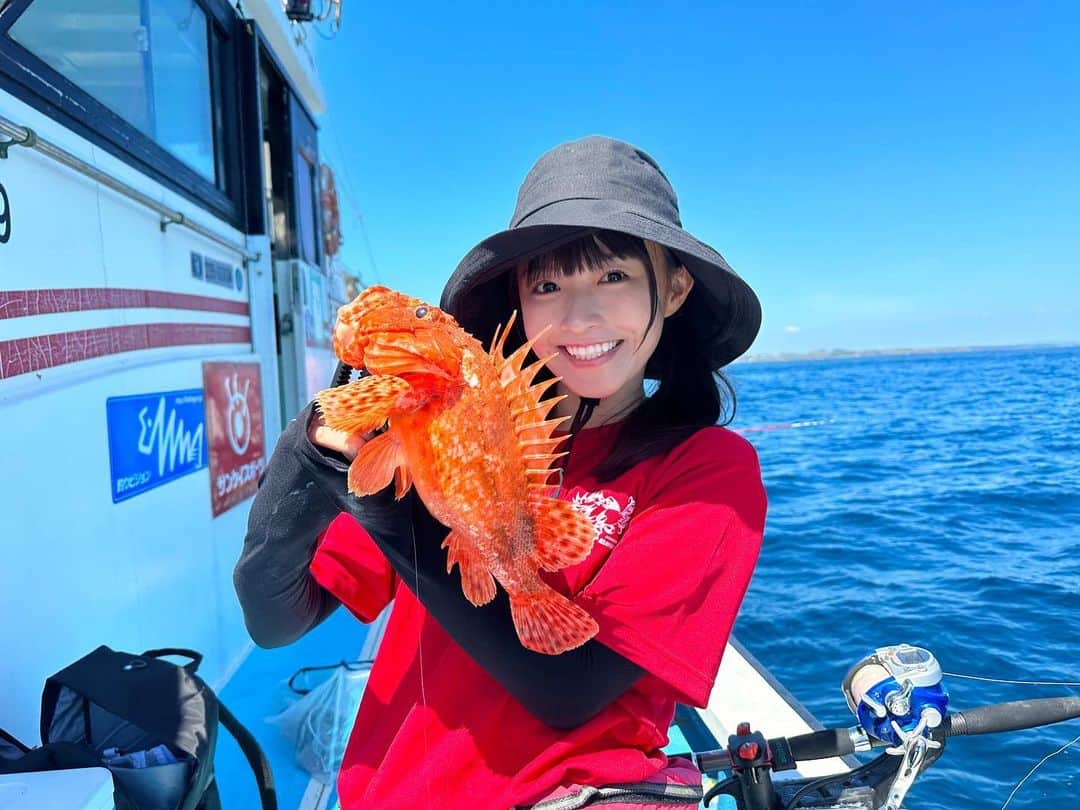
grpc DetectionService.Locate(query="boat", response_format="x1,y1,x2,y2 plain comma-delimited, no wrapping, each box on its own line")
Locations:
0,2,853,805
0,0,350,800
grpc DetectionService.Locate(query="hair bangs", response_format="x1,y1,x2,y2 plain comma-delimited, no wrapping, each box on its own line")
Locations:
524,230,653,286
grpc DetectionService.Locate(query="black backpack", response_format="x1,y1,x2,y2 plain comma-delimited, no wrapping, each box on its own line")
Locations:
0,646,276,810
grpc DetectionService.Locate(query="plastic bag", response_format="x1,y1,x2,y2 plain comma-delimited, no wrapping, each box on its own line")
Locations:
267,661,372,784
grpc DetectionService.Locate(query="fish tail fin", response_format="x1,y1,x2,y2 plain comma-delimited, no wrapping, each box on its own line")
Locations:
509,590,598,655
442,531,497,606
532,497,596,571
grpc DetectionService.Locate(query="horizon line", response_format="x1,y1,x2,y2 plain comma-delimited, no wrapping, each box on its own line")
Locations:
738,340,1079,364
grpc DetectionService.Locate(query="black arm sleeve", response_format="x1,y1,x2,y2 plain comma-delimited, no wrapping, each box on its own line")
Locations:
370,498,645,729
233,404,413,648
237,405,643,725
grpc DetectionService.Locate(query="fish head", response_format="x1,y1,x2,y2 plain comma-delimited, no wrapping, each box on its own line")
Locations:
334,285,463,378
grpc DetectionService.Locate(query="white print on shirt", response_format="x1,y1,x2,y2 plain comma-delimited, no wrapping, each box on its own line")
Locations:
570,490,637,549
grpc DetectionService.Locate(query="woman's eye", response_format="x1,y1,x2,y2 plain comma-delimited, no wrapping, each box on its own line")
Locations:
601,270,628,283
531,280,559,295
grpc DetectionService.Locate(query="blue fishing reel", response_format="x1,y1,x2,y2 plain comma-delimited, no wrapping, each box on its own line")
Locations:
841,644,949,746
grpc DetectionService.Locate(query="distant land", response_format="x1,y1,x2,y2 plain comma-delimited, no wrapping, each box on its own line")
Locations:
738,341,1078,364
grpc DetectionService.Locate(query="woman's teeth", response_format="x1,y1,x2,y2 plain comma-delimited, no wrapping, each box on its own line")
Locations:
563,340,620,360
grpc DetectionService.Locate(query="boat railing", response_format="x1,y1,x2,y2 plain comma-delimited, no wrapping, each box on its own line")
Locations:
0,113,260,266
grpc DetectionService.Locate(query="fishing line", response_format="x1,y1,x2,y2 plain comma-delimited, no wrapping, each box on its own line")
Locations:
943,672,1080,687
999,731,1080,810
410,518,434,809
735,418,834,434
328,362,428,802
942,670,1079,807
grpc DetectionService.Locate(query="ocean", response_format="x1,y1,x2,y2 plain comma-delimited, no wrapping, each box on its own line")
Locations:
727,345,1079,808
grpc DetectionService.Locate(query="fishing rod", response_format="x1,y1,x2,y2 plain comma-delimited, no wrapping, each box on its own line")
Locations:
675,644,1080,810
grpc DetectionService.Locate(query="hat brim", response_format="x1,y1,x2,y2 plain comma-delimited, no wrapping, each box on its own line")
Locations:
441,199,761,369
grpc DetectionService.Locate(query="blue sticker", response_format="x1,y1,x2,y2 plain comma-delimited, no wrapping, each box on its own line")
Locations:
106,389,207,503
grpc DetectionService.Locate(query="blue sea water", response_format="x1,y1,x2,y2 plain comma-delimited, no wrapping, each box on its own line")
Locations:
727,345,1080,809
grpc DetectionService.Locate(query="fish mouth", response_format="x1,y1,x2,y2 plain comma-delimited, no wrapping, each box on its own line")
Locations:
333,321,378,368
334,321,357,349
559,340,622,362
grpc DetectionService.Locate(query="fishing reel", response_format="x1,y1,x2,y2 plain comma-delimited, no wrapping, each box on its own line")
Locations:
842,644,949,747
697,643,1079,810
842,644,949,810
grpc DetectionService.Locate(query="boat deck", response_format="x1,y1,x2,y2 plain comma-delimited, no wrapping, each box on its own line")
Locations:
214,608,374,810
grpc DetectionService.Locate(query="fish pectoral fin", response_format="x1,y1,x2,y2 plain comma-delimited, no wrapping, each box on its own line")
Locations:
532,497,597,572
347,432,407,497
393,465,413,499
509,590,598,655
315,375,414,435
441,530,497,606
366,338,454,379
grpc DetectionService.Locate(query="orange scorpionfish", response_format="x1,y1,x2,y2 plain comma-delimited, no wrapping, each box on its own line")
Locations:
315,285,599,655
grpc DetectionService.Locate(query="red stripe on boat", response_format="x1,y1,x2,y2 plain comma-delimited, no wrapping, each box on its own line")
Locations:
0,288,249,319
0,323,252,379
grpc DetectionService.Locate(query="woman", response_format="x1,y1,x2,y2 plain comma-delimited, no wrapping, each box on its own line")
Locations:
235,136,767,809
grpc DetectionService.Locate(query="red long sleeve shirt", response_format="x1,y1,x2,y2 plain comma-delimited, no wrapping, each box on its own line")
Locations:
310,422,766,809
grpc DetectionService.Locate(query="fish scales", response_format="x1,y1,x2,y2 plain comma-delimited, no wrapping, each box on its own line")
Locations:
316,285,599,654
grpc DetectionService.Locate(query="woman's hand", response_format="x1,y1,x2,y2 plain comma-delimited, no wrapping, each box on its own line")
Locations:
307,411,369,461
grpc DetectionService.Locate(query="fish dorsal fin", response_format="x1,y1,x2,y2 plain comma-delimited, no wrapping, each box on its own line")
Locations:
489,314,569,485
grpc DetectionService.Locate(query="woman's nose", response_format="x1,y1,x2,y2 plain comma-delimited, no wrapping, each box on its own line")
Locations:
559,289,603,330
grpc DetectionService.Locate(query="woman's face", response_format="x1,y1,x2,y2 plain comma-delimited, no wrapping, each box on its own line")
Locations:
515,252,693,408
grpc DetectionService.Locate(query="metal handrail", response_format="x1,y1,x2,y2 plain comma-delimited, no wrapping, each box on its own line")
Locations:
0,113,261,265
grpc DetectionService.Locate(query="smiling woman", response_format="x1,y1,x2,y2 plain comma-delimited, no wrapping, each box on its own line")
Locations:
237,135,768,810
515,231,695,427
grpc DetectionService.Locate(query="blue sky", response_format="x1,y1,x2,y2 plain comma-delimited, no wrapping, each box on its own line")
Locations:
314,2,1078,356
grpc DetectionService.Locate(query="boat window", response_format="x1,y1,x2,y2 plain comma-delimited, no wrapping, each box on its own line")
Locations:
294,139,320,266
260,56,293,259
258,51,322,265
9,0,218,182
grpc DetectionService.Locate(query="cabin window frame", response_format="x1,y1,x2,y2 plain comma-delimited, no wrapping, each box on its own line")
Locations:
254,28,322,264
0,0,251,230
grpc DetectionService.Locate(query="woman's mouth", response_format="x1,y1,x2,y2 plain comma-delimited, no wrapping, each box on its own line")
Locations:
560,340,622,363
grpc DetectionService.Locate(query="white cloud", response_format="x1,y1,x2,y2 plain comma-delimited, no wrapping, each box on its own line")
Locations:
784,325,801,333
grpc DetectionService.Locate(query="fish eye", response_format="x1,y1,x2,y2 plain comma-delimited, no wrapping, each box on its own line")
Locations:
415,305,429,319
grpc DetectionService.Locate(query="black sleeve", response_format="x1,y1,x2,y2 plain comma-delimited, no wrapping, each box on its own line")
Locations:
371,498,645,729
233,403,413,648
237,405,644,725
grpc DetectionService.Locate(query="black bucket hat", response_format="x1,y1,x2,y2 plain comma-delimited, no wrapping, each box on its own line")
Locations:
441,136,761,370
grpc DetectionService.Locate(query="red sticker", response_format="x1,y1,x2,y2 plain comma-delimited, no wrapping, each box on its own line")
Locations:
203,361,266,517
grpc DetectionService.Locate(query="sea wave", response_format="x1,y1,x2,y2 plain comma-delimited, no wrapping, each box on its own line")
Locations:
729,345,1079,809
